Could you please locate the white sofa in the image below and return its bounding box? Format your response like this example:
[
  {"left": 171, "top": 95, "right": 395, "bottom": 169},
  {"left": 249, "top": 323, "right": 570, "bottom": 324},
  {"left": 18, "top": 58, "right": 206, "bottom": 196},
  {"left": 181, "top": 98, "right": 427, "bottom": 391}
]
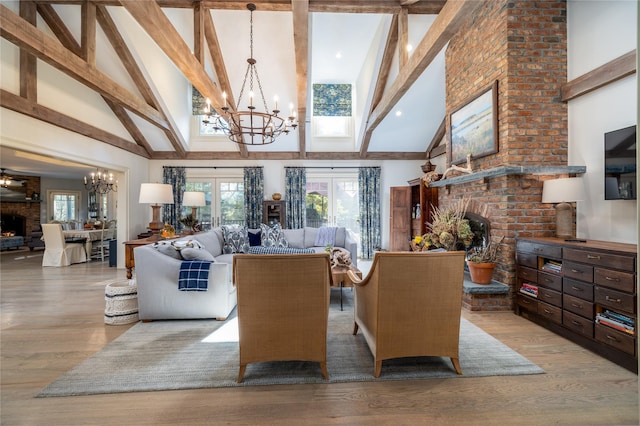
[{"left": 134, "top": 226, "right": 357, "bottom": 321}]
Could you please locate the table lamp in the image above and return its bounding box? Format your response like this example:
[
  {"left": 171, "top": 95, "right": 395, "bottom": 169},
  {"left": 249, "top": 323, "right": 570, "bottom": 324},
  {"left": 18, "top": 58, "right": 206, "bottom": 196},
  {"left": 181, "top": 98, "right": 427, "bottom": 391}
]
[
  {"left": 182, "top": 191, "right": 206, "bottom": 218},
  {"left": 541, "top": 177, "right": 585, "bottom": 239},
  {"left": 139, "top": 183, "right": 174, "bottom": 236}
]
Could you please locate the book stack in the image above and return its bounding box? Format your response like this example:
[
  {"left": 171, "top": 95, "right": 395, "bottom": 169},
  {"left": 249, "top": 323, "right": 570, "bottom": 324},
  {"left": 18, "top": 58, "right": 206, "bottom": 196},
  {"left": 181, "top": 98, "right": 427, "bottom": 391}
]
[
  {"left": 519, "top": 283, "right": 538, "bottom": 298},
  {"left": 541, "top": 260, "right": 562, "bottom": 273},
  {"left": 596, "top": 310, "right": 636, "bottom": 336}
]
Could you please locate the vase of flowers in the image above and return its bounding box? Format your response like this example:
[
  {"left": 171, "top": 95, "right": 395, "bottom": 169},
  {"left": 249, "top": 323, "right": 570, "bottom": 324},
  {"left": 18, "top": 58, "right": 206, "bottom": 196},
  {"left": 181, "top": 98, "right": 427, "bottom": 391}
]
[
  {"left": 423, "top": 198, "right": 473, "bottom": 252},
  {"left": 178, "top": 214, "right": 199, "bottom": 234}
]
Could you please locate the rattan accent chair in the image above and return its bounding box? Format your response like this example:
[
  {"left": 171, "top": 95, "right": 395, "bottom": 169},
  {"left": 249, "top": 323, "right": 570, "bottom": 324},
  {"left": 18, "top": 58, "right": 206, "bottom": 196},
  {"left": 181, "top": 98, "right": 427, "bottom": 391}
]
[
  {"left": 347, "top": 251, "right": 466, "bottom": 378},
  {"left": 233, "top": 253, "right": 332, "bottom": 383}
]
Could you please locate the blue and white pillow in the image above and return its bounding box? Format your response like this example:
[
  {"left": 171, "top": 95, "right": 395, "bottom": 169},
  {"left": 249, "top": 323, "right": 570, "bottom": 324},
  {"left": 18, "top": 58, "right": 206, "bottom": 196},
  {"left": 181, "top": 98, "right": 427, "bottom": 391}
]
[
  {"left": 260, "top": 223, "right": 289, "bottom": 248},
  {"left": 221, "top": 225, "right": 250, "bottom": 254}
]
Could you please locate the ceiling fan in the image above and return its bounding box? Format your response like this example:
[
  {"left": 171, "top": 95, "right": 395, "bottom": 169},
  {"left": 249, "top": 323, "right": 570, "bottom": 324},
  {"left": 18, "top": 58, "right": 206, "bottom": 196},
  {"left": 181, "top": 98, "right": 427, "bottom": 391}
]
[{"left": 0, "top": 169, "right": 27, "bottom": 188}]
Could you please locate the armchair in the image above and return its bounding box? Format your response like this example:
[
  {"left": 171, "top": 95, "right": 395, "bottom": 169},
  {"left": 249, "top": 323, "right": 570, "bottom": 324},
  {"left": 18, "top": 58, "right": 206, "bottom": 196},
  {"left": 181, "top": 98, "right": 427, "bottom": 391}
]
[
  {"left": 233, "top": 253, "right": 332, "bottom": 383},
  {"left": 347, "top": 251, "right": 465, "bottom": 378},
  {"left": 41, "top": 223, "right": 87, "bottom": 267}
]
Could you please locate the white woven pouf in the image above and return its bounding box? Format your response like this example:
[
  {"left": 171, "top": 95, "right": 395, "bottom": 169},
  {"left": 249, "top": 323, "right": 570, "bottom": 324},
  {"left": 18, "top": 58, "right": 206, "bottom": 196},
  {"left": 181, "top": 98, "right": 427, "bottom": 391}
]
[{"left": 104, "top": 280, "right": 138, "bottom": 325}]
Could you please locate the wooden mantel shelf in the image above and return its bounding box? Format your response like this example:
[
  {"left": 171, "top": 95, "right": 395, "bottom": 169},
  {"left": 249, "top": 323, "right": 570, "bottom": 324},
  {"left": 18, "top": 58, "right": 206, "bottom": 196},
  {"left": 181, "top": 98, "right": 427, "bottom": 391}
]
[{"left": 429, "top": 165, "right": 587, "bottom": 188}]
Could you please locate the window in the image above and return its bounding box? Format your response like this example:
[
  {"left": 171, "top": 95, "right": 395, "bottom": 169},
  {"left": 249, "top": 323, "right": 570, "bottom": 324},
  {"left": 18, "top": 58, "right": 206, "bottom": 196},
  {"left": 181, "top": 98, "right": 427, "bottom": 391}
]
[
  {"left": 49, "top": 191, "right": 81, "bottom": 222},
  {"left": 185, "top": 177, "right": 244, "bottom": 229},
  {"left": 306, "top": 173, "right": 359, "bottom": 236}
]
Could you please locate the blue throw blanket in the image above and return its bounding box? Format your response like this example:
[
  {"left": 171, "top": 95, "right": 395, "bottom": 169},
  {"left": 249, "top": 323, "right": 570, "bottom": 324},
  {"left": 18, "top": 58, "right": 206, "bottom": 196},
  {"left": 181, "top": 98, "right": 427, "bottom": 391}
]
[
  {"left": 178, "top": 261, "right": 212, "bottom": 291},
  {"left": 315, "top": 226, "right": 337, "bottom": 246}
]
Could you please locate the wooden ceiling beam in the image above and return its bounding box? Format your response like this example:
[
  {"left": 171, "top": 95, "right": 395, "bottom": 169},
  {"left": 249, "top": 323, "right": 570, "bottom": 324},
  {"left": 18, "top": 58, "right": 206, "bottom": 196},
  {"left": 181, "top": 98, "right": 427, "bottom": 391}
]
[
  {"left": 1, "top": 89, "right": 151, "bottom": 158},
  {"left": 193, "top": 1, "right": 205, "bottom": 64},
  {"left": 202, "top": 9, "right": 248, "bottom": 157},
  {"left": 81, "top": 1, "right": 96, "bottom": 65},
  {"left": 0, "top": 4, "right": 170, "bottom": 130},
  {"left": 96, "top": 5, "right": 186, "bottom": 157},
  {"left": 398, "top": 7, "right": 408, "bottom": 68},
  {"left": 292, "top": 0, "right": 309, "bottom": 158},
  {"left": 359, "top": 14, "right": 398, "bottom": 157},
  {"left": 365, "top": 0, "right": 481, "bottom": 135},
  {"left": 150, "top": 150, "right": 426, "bottom": 160},
  {"left": 36, "top": 3, "right": 82, "bottom": 56},
  {"left": 19, "top": 1, "right": 37, "bottom": 101}
]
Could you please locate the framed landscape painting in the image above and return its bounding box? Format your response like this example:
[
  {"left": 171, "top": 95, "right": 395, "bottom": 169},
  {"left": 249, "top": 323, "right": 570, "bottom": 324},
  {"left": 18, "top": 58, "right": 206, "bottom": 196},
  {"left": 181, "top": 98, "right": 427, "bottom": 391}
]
[{"left": 449, "top": 81, "right": 498, "bottom": 165}]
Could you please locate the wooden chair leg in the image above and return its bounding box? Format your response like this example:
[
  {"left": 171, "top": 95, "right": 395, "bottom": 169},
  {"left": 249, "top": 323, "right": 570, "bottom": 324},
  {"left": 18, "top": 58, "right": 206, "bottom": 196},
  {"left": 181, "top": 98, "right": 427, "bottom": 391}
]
[
  {"left": 353, "top": 322, "right": 359, "bottom": 335},
  {"left": 374, "top": 360, "right": 382, "bottom": 378},
  {"left": 451, "top": 357, "right": 462, "bottom": 375},
  {"left": 237, "top": 364, "right": 246, "bottom": 383},
  {"left": 320, "top": 362, "right": 329, "bottom": 380}
]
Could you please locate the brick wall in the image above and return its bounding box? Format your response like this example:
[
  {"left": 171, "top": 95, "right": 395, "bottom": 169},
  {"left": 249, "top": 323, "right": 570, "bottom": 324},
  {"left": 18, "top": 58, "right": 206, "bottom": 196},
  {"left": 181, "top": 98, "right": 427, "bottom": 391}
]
[
  {"left": 444, "top": 0, "right": 568, "bottom": 308},
  {"left": 0, "top": 175, "right": 42, "bottom": 235}
]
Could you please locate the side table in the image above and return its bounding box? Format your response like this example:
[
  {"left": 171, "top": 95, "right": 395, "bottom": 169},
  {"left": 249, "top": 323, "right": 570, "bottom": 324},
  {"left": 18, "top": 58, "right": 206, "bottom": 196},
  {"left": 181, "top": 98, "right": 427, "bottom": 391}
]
[
  {"left": 124, "top": 237, "right": 155, "bottom": 279},
  {"left": 331, "top": 265, "right": 362, "bottom": 311}
]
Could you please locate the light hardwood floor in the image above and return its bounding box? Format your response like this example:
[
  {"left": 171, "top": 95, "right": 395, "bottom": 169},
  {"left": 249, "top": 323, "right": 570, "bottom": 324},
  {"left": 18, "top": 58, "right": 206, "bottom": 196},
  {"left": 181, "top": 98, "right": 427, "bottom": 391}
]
[{"left": 1, "top": 249, "right": 638, "bottom": 425}]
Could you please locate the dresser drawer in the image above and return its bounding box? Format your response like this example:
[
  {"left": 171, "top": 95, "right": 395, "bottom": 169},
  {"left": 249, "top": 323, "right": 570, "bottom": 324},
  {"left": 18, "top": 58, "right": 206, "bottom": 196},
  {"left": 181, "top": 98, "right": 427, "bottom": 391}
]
[
  {"left": 518, "top": 266, "right": 538, "bottom": 283},
  {"left": 595, "top": 324, "right": 636, "bottom": 356},
  {"left": 563, "top": 261, "right": 594, "bottom": 283},
  {"left": 538, "top": 302, "right": 562, "bottom": 324},
  {"left": 516, "top": 251, "right": 537, "bottom": 269},
  {"left": 516, "top": 294, "right": 538, "bottom": 312},
  {"left": 517, "top": 241, "right": 562, "bottom": 259},
  {"left": 595, "top": 286, "right": 636, "bottom": 314},
  {"left": 563, "top": 278, "right": 594, "bottom": 302},
  {"left": 563, "top": 311, "right": 594, "bottom": 338},
  {"left": 594, "top": 268, "right": 635, "bottom": 293},
  {"left": 538, "top": 287, "right": 562, "bottom": 308},
  {"left": 538, "top": 271, "right": 562, "bottom": 291},
  {"left": 564, "top": 248, "right": 635, "bottom": 272},
  {"left": 563, "top": 294, "right": 594, "bottom": 318}
]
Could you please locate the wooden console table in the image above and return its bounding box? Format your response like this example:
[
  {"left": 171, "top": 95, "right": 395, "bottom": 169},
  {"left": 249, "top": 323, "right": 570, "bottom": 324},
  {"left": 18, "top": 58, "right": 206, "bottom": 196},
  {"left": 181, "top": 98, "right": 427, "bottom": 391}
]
[{"left": 124, "top": 237, "right": 155, "bottom": 279}]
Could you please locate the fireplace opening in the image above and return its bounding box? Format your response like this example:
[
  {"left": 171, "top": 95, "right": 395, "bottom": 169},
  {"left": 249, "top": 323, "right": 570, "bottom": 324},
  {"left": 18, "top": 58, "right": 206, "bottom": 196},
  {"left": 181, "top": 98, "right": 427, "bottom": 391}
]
[
  {"left": 1, "top": 214, "right": 26, "bottom": 237},
  {"left": 465, "top": 212, "right": 491, "bottom": 249}
]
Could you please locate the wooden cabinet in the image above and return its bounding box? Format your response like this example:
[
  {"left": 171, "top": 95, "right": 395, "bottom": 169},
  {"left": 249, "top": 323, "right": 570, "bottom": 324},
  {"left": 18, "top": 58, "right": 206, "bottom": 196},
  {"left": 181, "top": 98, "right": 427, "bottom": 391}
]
[
  {"left": 516, "top": 237, "right": 637, "bottom": 372},
  {"left": 389, "top": 180, "right": 438, "bottom": 251},
  {"left": 263, "top": 201, "right": 285, "bottom": 226}
]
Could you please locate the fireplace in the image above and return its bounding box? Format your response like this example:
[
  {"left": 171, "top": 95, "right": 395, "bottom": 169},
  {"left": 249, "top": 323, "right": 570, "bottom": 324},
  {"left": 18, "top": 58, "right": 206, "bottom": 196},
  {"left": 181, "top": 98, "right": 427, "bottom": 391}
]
[{"left": 1, "top": 214, "right": 26, "bottom": 237}]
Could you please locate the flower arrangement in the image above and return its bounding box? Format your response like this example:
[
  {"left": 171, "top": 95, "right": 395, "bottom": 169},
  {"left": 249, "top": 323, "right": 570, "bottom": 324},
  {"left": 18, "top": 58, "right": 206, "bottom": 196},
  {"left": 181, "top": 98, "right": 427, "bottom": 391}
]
[
  {"left": 160, "top": 223, "right": 176, "bottom": 239},
  {"left": 410, "top": 235, "right": 430, "bottom": 251},
  {"left": 178, "top": 214, "right": 199, "bottom": 232},
  {"left": 423, "top": 198, "right": 473, "bottom": 251}
]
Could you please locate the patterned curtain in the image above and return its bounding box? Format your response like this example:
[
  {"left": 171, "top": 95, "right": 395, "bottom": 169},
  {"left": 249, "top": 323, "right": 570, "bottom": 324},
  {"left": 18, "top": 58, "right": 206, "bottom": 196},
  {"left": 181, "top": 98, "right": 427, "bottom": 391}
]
[
  {"left": 162, "top": 166, "right": 186, "bottom": 232},
  {"left": 244, "top": 167, "right": 264, "bottom": 228},
  {"left": 285, "top": 167, "right": 306, "bottom": 229},
  {"left": 358, "top": 167, "right": 381, "bottom": 259}
]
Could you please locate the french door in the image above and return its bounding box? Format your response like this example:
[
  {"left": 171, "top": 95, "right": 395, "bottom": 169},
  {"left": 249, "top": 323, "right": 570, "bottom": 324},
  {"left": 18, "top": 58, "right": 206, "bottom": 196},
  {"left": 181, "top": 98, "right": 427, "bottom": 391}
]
[
  {"left": 306, "top": 173, "right": 359, "bottom": 236},
  {"left": 185, "top": 177, "right": 244, "bottom": 230}
]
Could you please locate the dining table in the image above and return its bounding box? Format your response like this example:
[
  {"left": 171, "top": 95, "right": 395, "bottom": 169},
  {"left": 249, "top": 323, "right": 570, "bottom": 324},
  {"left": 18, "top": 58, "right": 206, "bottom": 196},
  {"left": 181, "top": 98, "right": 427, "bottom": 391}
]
[{"left": 62, "top": 229, "right": 115, "bottom": 258}]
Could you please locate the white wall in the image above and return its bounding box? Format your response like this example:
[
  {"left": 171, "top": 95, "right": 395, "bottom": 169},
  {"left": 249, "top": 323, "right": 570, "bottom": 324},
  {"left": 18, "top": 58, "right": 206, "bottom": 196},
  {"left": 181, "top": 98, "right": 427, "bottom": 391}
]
[{"left": 568, "top": 0, "right": 637, "bottom": 244}]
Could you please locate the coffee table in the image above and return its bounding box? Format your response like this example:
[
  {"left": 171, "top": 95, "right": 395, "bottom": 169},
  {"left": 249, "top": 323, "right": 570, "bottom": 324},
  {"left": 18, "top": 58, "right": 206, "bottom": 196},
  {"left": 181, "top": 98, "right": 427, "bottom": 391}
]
[{"left": 331, "top": 265, "right": 362, "bottom": 311}]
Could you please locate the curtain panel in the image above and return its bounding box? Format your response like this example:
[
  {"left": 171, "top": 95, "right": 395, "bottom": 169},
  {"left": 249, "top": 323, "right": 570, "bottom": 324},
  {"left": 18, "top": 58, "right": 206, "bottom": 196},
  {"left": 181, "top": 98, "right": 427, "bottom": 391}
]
[
  {"left": 358, "top": 167, "right": 381, "bottom": 259},
  {"left": 244, "top": 167, "right": 264, "bottom": 228},
  {"left": 162, "top": 166, "right": 186, "bottom": 232},
  {"left": 285, "top": 167, "right": 306, "bottom": 229}
]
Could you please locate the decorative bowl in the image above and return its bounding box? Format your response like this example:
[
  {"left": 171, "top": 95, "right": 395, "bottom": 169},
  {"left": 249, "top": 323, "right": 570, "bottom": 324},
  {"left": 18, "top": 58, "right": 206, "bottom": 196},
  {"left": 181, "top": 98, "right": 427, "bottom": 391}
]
[{"left": 272, "top": 193, "right": 282, "bottom": 201}]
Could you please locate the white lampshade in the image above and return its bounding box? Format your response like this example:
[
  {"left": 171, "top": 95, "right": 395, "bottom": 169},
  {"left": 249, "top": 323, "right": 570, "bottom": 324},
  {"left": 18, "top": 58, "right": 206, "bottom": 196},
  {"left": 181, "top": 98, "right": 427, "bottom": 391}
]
[
  {"left": 183, "top": 191, "right": 206, "bottom": 207},
  {"left": 139, "top": 183, "right": 174, "bottom": 205},
  {"left": 541, "top": 178, "right": 585, "bottom": 203}
]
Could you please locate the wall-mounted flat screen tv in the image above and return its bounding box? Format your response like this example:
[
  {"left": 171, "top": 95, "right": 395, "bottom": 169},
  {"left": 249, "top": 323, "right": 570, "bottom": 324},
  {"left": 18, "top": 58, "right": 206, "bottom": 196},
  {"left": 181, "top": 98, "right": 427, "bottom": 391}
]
[{"left": 604, "top": 124, "right": 636, "bottom": 200}]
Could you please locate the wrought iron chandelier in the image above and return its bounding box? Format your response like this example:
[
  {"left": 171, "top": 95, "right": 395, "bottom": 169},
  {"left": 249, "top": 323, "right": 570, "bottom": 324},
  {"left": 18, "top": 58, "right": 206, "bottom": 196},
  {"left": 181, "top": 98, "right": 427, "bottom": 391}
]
[
  {"left": 202, "top": 3, "right": 297, "bottom": 145},
  {"left": 84, "top": 169, "right": 117, "bottom": 194}
]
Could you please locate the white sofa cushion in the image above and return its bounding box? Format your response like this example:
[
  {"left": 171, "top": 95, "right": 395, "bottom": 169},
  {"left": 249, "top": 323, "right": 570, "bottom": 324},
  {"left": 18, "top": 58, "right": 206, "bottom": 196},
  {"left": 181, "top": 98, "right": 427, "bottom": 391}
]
[
  {"left": 282, "top": 228, "right": 305, "bottom": 248},
  {"left": 193, "top": 230, "right": 223, "bottom": 257}
]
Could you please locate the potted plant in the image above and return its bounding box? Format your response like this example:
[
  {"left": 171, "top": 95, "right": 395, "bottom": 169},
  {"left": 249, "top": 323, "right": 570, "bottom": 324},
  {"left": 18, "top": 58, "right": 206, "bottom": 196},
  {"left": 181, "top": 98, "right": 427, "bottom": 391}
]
[
  {"left": 178, "top": 214, "right": 199, "bottom": 234},
  {"left": 423, "top": 198, "right": 474, "bottom": 252},
  {"left": 465, "top": 237, "right": 502, "bottom": 284}
]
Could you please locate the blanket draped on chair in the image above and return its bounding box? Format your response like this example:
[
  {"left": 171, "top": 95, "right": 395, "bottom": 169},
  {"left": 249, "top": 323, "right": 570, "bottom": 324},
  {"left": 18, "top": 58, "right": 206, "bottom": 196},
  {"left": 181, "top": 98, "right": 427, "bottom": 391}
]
[
  {"left": 315, "top": 226, "right": 337, "bottom": 247},
  {"left": 178, "top": 261, "right": 212, "bottom": 291}
]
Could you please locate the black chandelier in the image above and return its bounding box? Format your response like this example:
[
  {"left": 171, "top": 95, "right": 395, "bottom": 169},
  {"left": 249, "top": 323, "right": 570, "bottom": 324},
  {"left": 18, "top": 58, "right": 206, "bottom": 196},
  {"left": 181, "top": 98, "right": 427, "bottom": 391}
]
[
  {"left": 202, "top": 3, "right": 297, "bottom": 145},
  {"left": 84, "top": 169, "right": 117, "bottom": 194}
]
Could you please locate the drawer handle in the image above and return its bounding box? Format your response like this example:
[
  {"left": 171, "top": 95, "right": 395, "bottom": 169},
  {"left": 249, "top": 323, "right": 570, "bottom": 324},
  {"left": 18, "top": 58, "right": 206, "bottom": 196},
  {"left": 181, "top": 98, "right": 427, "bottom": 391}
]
[
  {"left": 571, "top": 286, "right": 584, "bottom": 292},
  {"left": 605, "top": 296, "right": 622, "bottom": 304},
  {"left": 571, "top": 320, "right": 583, "bottom": 327},
  {"left": 534, "top": 248, "right": 543, "bottom": 253},
  {"left": 543, "top": 309, "right": 553, "bottom": 315},
  {"left": 544, "top": 294, "right": 552, "bottom": 298},
  {"left": 587, "top": 255, "right": 601, "bottom": 260},
  {"left": 571, "top": 303, "right": 583, "bottom": 309},
  {"left": 605, "top": 276, "right": 620, "bottom": 282},
  {"left": 570, "top": 269, "right": 582, "bottom": 274},
  {"left": 543, "top": 278, "right": 553, "bottom": 283},
  {"left": 606, "top": 335, "right": 619, "bottom": 342},
  {"left": 521, "top": 299, "right": 532, "bottom": 305}
]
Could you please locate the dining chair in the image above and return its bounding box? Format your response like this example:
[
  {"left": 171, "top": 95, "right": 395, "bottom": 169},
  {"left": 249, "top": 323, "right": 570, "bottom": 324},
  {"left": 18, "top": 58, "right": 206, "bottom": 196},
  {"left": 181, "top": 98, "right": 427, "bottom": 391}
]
[
  {"left": 42, "top": 224, "right": 87, "bottom": 267},
  {"left": 90, "top": 225, "right": 114, "bottom": 261}
]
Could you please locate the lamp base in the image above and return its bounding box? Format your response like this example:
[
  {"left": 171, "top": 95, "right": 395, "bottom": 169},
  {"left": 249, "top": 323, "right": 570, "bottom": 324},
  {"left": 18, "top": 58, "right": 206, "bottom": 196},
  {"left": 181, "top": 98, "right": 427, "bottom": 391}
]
[
  {"left": 555, "top": 202, "right": 573, "bottom": 239},
  {"left": 148, "top": 204, "right": 164, "bottom": 235}
]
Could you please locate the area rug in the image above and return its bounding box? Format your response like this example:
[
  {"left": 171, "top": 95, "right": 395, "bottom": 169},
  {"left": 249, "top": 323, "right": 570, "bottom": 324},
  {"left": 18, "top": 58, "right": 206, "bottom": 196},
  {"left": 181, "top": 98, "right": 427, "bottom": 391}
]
[{"left": 37, "top": 291, "right": 543, "bottom": 397}]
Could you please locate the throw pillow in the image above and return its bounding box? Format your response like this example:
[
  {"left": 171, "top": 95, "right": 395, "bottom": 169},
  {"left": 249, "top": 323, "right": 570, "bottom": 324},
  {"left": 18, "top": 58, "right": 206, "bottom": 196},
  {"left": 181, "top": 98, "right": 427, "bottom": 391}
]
[
  {"left": 181, "top": 247, "right": 215, "bottom": 262},
  {"left": 260, "top": 223, "right": 289, "bottom": 248},
  {"left": 248, "top": 229, "right": 262, "bottom": 246},
  {"left": 152, "top": 241, "right": 182, "bottom": 260},
  {"left": 221, "top": 225, "right": 250, "bottom": 254}
]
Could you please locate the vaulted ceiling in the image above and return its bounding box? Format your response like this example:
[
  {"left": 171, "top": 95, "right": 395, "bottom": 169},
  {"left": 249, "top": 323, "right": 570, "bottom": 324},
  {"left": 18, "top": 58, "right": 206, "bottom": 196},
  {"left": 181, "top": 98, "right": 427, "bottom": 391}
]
[{"left": 0, "top": 0, "right": 482, "bottom": 163}]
